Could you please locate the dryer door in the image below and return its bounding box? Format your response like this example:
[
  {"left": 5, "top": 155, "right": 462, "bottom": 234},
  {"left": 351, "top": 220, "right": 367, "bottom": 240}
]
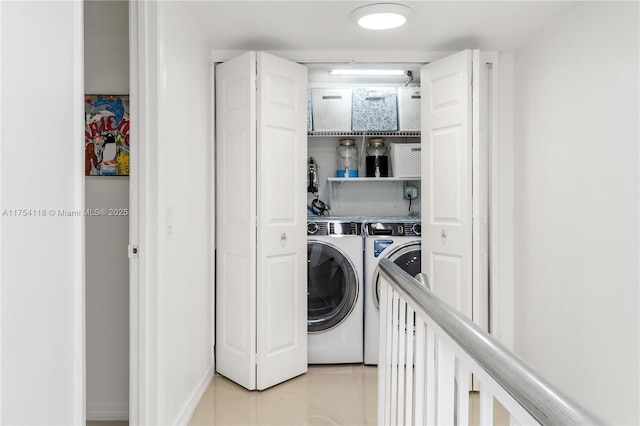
[
  {"left": 374, "top": 241, "right": 421, "bottom": 308},
  {"left": 307, "top": 241, "right": 359, "bottom": 333}
]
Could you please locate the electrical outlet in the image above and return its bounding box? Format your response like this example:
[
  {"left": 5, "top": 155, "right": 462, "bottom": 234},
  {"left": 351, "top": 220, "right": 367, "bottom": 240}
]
[{"left": 403, "top": 185, "right": 418, "bottom": 200}]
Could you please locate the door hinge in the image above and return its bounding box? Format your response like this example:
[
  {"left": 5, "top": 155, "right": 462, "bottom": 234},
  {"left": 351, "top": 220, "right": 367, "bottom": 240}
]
[{"left": 128, "top": 244, "right": 139, "bottom": 259}]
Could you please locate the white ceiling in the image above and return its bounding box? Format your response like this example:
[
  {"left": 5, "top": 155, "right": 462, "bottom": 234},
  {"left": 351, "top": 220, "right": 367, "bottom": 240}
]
[{"left": 183, "top": 1, "right": 580, "bottom": 53}]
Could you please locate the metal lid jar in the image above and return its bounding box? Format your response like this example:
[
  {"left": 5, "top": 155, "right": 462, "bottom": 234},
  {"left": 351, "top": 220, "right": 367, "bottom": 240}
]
[
  {"left": 366, "top": 137, "right": 388, "bottom": 156},
  {"left": 336, "top": 138, "right": 359, "bottom": 178},
  {"left": 365, "top": 137, "right": 389, "bottom": 177}
]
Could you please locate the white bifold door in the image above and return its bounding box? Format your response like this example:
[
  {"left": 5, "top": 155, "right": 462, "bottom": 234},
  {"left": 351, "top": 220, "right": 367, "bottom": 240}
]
[
  {"left": 421, "top": 49, "right": 489, "bottom": 324},
  {"left": 216, "top": 51, "right": 308, "bottom": 390}
]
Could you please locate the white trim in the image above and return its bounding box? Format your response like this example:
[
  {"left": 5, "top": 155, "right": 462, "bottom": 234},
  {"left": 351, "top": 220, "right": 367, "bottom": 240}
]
[
  {"left": 472, "top": 49, "right": 488, "bottom": 332},
  {"left": 472, "top": 51, "right": 502, "bottom": 339},
  {"left": 128, "top": 1, "right": 140, "bottom": 423},
  {"left": 130, "top": 1, "right": 161, "bottom": 424},
  {"left": 86, "top": 403, "right": 129, "bottom": 421},
  {"left": 0, "top": 0, "right": 4, "bottom": 418},
  {"left": 172, "top": 366, "right": 214, "bottom": 425},
  {"left": 492, "top": 53, "right": 514, "bottom": 350},
  {"left": 211, "top": 49, "right": 455, "bottom": 64},
  {"left": 209, "top": 63, "right": 216, "bottom": 367},
  {"left": 73, "top": 1, "right": 86, "bottom": 423}
]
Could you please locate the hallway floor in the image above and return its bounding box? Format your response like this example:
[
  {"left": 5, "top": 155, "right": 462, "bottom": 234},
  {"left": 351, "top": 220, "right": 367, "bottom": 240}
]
[
  {"left": 189, "top": 364, "right": 377, "bottom": 425},
  {"left": 88, "top": 364, "right": 509, "bottom": 425}
]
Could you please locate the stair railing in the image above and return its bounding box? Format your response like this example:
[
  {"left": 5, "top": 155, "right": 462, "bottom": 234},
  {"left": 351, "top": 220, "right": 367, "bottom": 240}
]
[{"left": 377, "top": 258, "right": 605, "bottom": 425}]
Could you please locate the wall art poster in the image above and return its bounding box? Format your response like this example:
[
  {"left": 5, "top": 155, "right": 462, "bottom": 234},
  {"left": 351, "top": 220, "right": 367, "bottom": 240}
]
[{"left": 85, "top": 95, "right": 130, "bottom": 176}]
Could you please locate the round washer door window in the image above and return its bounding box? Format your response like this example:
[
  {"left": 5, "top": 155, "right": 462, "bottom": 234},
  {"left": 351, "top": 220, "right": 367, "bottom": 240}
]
[
  {"left": 375, "top": 242, "right": 421, "bottom": 308},
  {"left": 307, "top": 241, "right": 359, "bottom": 333}
]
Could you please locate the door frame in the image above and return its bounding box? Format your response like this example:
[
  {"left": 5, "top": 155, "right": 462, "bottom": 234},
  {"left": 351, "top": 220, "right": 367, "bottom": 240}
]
[
  {"left": 210, "top": 48, "right": 509, "bottom": 343},
  {"left": 129, "top": 1, "right": 161, "bottom": 423}
]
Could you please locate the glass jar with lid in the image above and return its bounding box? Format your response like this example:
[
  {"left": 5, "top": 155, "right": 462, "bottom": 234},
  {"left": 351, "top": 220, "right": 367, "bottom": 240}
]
[
  {"left": 365, "top": 137, "right": 389, "bottom": 177},
  {"left": 336, "top": 138, "right": 359, "bottom": 177}
]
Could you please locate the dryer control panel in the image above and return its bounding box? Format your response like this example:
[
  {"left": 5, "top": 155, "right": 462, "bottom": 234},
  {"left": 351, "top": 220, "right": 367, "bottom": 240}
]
[{"left": 365, "top": 222, "right": 421, "bottom": 237}]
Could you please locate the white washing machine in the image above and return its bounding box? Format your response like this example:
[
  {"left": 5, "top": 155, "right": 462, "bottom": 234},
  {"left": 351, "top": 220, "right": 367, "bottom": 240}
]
[
  {"left": 307, "top": 218, "right": 364, "bottom": 364},
  {"left": 364, "top": 219, "right": 421, "bottom": 365}
]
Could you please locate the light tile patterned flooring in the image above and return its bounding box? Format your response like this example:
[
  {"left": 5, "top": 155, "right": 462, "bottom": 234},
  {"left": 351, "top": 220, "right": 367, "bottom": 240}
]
[
  {"left": 190, "top": 364, "right": 377, "bottom": 426},
  {"left": 88, "top": 364, "right": 511, "bottom": 425}
]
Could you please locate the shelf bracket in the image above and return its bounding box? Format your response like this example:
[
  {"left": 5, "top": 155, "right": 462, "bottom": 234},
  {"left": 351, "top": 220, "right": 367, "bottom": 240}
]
[{"left": 329, "top": 180, "right": 342, "bottom": 202}]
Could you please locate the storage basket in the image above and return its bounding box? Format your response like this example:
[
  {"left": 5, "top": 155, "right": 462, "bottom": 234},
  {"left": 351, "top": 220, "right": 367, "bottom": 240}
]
[
  {"left": 397, "top": 86, "right": 421, "bottom": 131},
  {"left": 351, "top": 87, "right": 398, "bottom": 132},
  {"left": 390, "top": 142, "right": 421, "bottom": 177},
  {"left": 311, "top": 88, "right": 352, "bottom": 132}
]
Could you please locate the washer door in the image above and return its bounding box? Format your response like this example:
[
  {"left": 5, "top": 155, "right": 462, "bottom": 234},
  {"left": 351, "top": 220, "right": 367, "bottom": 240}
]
[
  {"left": 307, "top": 240, "right": 359, "bottom": 333},
  {"left": 374, "top": 241, "right": 421, "bottom": 308}
]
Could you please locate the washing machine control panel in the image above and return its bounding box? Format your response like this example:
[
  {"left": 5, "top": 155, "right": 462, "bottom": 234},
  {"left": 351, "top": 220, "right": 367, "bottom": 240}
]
[
  {"left": 365, "top": 222, "right": 421, "bottom": 237},
  {"left": 307, "top": 221, "right": 362, "bottom": 236}
]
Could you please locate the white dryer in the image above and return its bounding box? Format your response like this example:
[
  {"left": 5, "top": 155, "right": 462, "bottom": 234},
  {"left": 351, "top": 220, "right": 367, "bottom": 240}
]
[
  {"left": 364, "top": 219, "right": 421, "bottom": 365},
  {"left": 307, "top": 219, "right": 364, "bottom": 364}
]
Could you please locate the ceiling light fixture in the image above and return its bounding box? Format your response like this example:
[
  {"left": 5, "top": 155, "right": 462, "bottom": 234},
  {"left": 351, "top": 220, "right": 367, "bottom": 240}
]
[
  {"left": 329, "top": 69, "right": 407, "bottom": 76},
  {"left": 351, "top": 3, "right": 412, "bottom": 30}
]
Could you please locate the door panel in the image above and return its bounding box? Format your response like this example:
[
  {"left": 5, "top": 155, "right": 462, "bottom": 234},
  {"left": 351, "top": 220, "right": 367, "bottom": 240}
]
[
  {"left": 431, "top": 253, "right": 463, "bottom": 312},
  {"left": 263, "top": 254, "right": 298, "bottom": 354},
  {"left": 263, "top": 126, "right": 297, "bottom": 221},
  {"left": 432, "top": 125, "right": 463, "bottom": 223},
  {"left": 256, "top": 51, "right": 308, "bottom": 390},
  {"left": 215, "top": 52, "right": 257, "bottom": 390},
  {"left": 421, "top": 50, "right": 473, "bottom": 320}
]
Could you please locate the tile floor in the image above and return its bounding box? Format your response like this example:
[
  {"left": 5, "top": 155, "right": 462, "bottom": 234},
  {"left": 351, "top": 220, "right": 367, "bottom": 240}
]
[
  {"left": 88, "top": 365, "right": 510, "bottom": 425},
  {"left": 189, "top": 364, "right": 377, "bottom": 426}
]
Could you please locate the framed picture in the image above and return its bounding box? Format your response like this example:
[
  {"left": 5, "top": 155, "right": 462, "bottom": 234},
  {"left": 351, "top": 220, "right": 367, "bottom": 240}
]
[{"left": 85, "top": 95, "right": 130, "bottom": 176}]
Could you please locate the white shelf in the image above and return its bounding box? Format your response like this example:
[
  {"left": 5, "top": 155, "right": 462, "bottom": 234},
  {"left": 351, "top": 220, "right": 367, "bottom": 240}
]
[
  {"left": 308, "top": 131, "right": 420, "bottom": 138},
  {"left": 328, "top": 177, "right": 419, "bottom": 183}
]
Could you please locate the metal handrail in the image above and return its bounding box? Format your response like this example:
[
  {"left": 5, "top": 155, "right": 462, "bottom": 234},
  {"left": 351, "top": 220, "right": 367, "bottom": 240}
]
[{"left": 378, "top": 258, "right": 607, "bottom": 426}]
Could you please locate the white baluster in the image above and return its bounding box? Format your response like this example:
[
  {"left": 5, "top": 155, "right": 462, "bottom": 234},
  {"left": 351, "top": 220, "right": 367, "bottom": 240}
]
[
  {"left": 397, "top": 300, "right": 406, "bottom": 425},
  {"left": 378, "top": 280, "right": 391, "bottom": 425},
  {"left": 456, "top": 363, "right": 470, "bottom": 425},
  {"left": 413, "top": 320, "right": 426, "bottom": 425},
  {"left": 425, "top": 327, "right": 436, "bottom": 425},
  {"left": 404, "top": 307, "right": 415, "bottom": 425},
  {"left": 390, "top": 291, "right": 400, "bottom": 424},
  {"left": 479, "top": 383, "right": 494, "bottom": 426},
  {"left": 436, "top": 342, "right": 456, "bottom": 425}
]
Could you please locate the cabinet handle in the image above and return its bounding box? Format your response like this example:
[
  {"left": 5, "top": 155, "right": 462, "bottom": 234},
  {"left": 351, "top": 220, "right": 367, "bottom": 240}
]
[{"left": 281, "top": 233, "right": 287, "bottom": 246}]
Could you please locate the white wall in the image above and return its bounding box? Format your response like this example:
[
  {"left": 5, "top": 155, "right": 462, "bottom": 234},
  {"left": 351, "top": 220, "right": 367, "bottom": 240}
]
[
  {"left": 0, "top": 1, "right": 85, "bottom": 424},
  {"left": 132, "top": 1, "right": 214, "bottom": 424},
  {"left": 84, "top": 0, "right": 130, "bottom": 420},
  {"left": 512, "top": 2, "right": 639, "bottom": 424}
]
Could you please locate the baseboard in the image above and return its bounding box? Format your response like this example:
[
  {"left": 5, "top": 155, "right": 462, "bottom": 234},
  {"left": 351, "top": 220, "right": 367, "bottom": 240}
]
[
  {"left": 173, "top": 364, "right": 215, "bottom": 425},
  {"left": 86, "top": 402, "right": 129, "bottom": 421}
]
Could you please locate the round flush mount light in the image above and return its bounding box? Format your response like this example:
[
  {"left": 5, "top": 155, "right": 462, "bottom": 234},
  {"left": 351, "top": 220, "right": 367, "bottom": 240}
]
[{"left": 351, "top": 3, "right": 412, "bottom": 30}]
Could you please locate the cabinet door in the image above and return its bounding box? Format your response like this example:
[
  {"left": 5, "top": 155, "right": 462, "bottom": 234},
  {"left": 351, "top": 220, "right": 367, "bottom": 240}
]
[
  {"left": 255, "top": 52, "right": 308, "bottom": 390},
  {"left": 216, "top": 51, "right": 308, "bottom": 391},
  {"left": 216, "top": 51, "right": 258, "bottom": 390},
  {"left": 420, "top": 50, "right": 473, "bottom": 319}
]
